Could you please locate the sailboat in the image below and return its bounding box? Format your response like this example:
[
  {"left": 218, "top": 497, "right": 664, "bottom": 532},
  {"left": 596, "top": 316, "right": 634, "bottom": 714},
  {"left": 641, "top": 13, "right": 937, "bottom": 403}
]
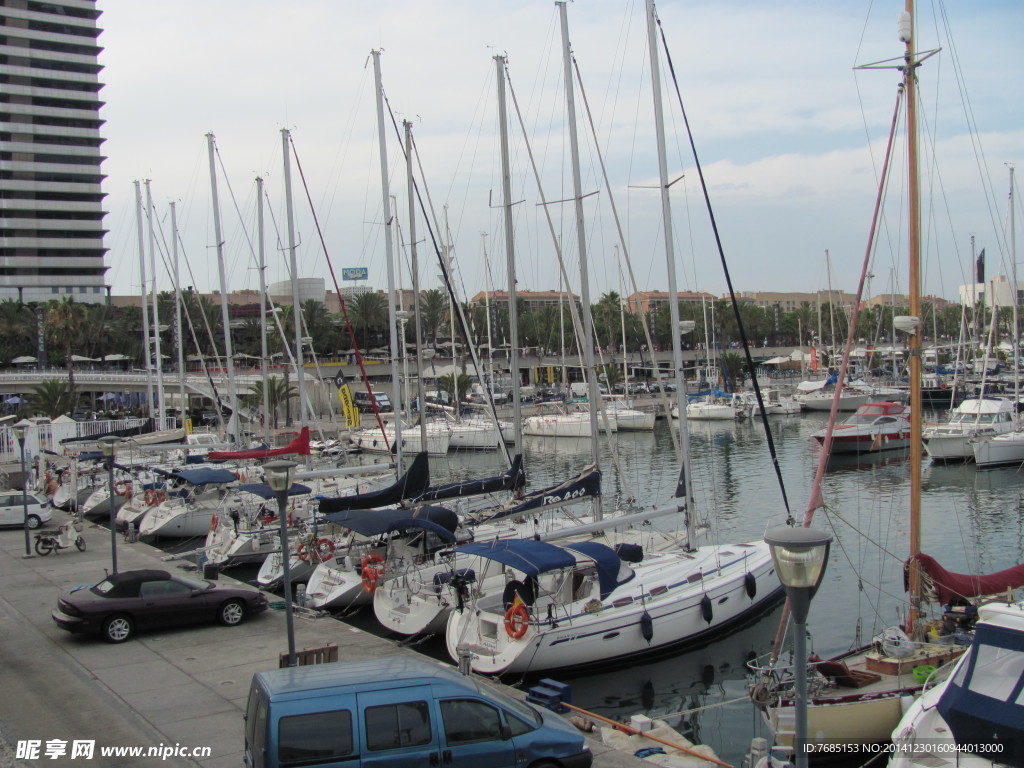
[
  {"left": 751, "top": 3, "right": 1020, "bottom": 752},
  {"left": 443, "top": 0, "right": 781, "bottom": 677}
]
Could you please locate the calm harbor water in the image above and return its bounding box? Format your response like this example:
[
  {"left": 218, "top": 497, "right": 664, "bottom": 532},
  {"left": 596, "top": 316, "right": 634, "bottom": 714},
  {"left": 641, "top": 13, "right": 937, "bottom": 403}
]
[
  {"left": 157, "top": 409, "right": 1024, "bottom": 765},
  {"left": 413, "top": 410, "right": 1024, "bottom": 764}
]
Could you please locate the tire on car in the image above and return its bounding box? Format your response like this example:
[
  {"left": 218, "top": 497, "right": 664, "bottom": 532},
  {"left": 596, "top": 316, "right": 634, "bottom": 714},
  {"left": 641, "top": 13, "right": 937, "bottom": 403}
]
[
  {"left": 218, "top": 599, "right": 246, "bottom": 627},
  {"left": 102, "top": 614, "right": 134, "bottom": 643},
  {"left": 26, "top": 514, "right": 42, "bottom": 530}
]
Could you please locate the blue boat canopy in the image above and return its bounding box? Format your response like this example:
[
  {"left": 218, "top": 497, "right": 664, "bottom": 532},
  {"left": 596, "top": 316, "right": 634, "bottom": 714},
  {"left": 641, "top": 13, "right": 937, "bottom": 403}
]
[
  {"left": 170, "top": 468, "right": 238, "bottom": 485},
  {"left": 937, "top": 622, "right": 1024, "bottom": 767},
  {"left": 565, "top": 540, "right": 630, "bottom": 599},
  {"left": 237, "top": 482, "right": 312, "bottom": 500},
  {"left": 455, "top": 539, "right": 576, "bottom": 578},
  {"left": 384, "top": 506, "right": 459, "bottom": 543}
]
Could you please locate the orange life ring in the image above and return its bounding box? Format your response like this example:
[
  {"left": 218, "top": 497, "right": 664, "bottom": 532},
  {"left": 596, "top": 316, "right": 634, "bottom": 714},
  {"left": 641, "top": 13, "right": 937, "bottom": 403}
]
[
  {"left": 361, "top": 553, "right": 385, "bottom": 592},
  {"left": 504, "top": 603, "right": 530, "bottom": 639},
  {"left": 296, "top": 543, "right": 309, "bottom": 562},
  {"left": 144, "top": 488, "right": 165, "bottom": 506},
  {"left": 314, "top": 538, "right": 335, "bottom": 561},
  {"left": 114, "top": 480, "right": 131, "bottom": 497}
]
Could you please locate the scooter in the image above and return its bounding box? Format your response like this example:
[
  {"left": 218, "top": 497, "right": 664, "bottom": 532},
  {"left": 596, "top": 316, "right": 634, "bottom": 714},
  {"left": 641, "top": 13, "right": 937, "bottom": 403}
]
[{"left": 35, "top": 515, "right": 86, "bottom": 556}]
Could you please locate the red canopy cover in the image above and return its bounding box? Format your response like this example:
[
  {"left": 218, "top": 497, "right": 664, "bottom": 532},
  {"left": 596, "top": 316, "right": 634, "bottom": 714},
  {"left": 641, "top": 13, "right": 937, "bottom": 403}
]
[
  {"left": 207, "top": 427, "right": 311, "bottom": 460},
  {"left": 913, "top": 552, "right": 1024, "bottom": 604}
]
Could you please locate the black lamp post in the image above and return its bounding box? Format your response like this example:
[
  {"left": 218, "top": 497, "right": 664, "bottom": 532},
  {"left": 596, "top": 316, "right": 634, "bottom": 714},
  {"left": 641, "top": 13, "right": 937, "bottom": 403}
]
[
  {"left": 264, "top": 458, "right": 298, "bottom": 667},
  {"left": 764, "top": 526, "right": 833, "bottom": 768},
  {"left": 13, "top": 421, "right": 33, "bottom": 558},
  {"left": 98, "top": 436, "right": 120, "bottom": 574}
]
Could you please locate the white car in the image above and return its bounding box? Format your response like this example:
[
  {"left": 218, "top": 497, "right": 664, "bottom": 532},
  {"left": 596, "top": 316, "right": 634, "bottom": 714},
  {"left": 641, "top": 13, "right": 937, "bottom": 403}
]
[{"left": 0, "top": 490, "right": 52, "bottom": 529}]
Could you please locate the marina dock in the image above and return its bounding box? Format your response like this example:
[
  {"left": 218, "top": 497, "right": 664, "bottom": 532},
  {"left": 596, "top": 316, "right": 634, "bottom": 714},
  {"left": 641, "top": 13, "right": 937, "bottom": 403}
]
[{"left": 0, "top": 511, "right": 645, "bottom": 767}]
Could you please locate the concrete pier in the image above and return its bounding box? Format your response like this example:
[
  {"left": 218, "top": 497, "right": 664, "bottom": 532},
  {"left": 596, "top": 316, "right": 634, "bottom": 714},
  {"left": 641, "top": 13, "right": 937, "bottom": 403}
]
[{"left": 0, "top": 511, "right": 643, "bottom": 767}]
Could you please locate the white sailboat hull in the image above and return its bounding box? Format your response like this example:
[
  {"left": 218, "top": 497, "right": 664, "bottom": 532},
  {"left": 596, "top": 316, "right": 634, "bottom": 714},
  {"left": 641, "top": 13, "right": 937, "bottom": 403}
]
[{"left": 446, "top": 542, "right": 779, "bottom": 675}]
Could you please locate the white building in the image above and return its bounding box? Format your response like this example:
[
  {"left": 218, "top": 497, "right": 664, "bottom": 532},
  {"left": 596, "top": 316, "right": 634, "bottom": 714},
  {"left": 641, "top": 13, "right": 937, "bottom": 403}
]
[{"left": 959, "top": 275, "right": 1022, "bottom": 308}]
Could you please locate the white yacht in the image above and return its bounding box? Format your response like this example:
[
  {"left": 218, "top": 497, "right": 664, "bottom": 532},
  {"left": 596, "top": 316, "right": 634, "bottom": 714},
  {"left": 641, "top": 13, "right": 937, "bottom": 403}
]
[{"left": 924, "top": 397, "right": 1016, "bottom": 462}]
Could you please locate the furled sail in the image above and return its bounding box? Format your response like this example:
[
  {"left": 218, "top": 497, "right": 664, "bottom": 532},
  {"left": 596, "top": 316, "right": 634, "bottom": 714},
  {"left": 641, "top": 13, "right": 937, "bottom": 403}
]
[{"left": 913, "top": 553, "right": 1024, "bottom": 604}]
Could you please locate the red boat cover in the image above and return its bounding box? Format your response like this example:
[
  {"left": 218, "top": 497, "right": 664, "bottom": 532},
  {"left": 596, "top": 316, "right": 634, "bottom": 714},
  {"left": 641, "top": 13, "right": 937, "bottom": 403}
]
[
  {"left": 913, "top": 553, "right": 1024, "bottom": 604},
  {"left": 207, "top": 426, "right": 311, "bottom": 460}
]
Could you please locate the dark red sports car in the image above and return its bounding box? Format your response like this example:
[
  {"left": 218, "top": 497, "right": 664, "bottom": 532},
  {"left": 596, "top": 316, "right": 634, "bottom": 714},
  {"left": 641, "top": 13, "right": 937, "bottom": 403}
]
[{"left": 52, "top": 569, "right": 269, "bottom": 643}]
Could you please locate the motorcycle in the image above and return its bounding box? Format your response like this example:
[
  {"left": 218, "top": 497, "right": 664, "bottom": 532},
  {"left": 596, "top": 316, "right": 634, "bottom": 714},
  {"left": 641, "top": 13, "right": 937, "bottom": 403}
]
[{"left": 35, "top": 516, "right": 86, "bottom": 556}]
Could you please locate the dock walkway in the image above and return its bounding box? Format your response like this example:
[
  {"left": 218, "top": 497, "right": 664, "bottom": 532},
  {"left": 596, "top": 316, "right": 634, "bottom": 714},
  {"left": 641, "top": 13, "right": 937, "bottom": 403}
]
[{"left": 0, "top": 511, "right": 643, "bottom": 767}]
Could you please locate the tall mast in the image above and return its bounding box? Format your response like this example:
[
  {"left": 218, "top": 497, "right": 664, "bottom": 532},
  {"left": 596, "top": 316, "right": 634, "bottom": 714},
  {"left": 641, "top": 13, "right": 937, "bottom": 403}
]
[
  {"left": 133, "top": 180, "right": 155, "bottom": 423},
  {"left": 371, "top": 49, "right": 403, "bottom": 472},
  {"left": 405, "top": 120, "right": 428, "bottom": 445},
  {"left": 281, "top": 129, "right": 309, "bottom": 436},
  {"left": 256, "top": 176, "right": 271, "bottom": 444},
  {"left": 495, "top": 54, "right": 523, "bottom": 454},
  {"left": 145, "top": 180, "right": 166, "bottom": 429},
  {"left": 205, "top": 133, "right": 240, "bottom": 444},
  {"left": 902, "top": 0, "right": 923, "bottom": 635},
  {"left": 1010, "top": 166, "right": 1019, "bottom": 418},
  {"left": 170, "top": 201, "right": 186, "bottom": 427},
  {"left": 557, "top": 1, "right": 602, "bottom": 512},
  {"left": 646, "top": 0, "right": 696, "bottom": 547}
]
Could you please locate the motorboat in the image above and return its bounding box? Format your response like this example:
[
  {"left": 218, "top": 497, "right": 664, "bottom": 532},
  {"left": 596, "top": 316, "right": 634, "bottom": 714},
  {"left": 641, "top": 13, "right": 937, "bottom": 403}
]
[
  {"left": 923, "top": 397, "right": 1016, "bottom": 462},
  {"left": 445, "top": 537, "right": 780, "bottom": 675},
  {"left": 890, "top": 598, "right": 1024, "bottom": 768},
  {"left": 811, "top": 401, "right": 912, "bottom": 454},
  {"left": 972, "top": 428, "right": 1024, "bottom": 468}
]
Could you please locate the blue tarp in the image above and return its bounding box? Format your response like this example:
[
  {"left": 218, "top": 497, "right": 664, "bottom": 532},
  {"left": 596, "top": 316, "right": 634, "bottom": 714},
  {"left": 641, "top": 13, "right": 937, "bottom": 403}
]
[
  {"left": 237, "top": 482, "right": 312, "bottom": 500},
  {"left": 171, "top": 468, "right": 238, "bottom": 485},
  {"left": 565, "top": 540, "right": 628, "bottom": 599},
  {"left": 320, "top": 504, "right": 457, "bottom": 541},
  {"left": 318, "top": 453, "right": 430, "bottom": 513},
  {"left": 481, "top": 468, "right": 601, "bottom": 522},
  {"left": 455, "top": 539, "right": 576, "bottom": 578},
  {"left": 414, "top": 454, "right": 524, "bottom": 502}
]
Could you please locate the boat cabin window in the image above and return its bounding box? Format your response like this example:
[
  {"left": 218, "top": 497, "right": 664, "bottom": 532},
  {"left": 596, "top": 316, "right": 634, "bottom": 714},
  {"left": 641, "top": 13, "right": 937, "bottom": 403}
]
[
  {"left": 954, "top": 642, "right": 1024, "bottom": 702},
  {"left": 572, "top": 568, "right": 595, "bottom": 601}
]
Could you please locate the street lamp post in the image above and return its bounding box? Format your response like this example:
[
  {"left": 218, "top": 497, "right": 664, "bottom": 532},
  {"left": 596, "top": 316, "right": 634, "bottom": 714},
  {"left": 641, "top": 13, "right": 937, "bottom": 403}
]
[
  {"left": 264, "top": 459, "right": 298, "bottom": 667},
  {"left": 13, "top": 422, "right": 33, "bottom": 558},
  {"left": 98, "top": 436, "right": 120, "bottom": 574},
  {"left": 764, "top": 526, "right": 833, "bottom": 768}
]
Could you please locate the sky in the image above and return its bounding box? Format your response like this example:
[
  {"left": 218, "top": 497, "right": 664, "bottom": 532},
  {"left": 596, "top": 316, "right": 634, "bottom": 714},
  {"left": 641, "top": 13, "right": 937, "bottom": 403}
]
[{"left": 95, "top": 0, "right": 1024, "bottom": 306}]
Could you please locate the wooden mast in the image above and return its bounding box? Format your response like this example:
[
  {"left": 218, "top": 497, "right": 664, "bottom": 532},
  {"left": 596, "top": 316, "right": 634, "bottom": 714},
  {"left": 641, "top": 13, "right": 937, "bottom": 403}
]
[{"left": 903, "top": 0, "right": 924, "bottom": 637}]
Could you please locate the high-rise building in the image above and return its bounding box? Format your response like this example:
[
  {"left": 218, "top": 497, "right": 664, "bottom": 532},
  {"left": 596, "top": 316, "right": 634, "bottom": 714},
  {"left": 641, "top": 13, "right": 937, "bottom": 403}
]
[{"left": 0, "top": 0, "right": 107, "bottom": 304}]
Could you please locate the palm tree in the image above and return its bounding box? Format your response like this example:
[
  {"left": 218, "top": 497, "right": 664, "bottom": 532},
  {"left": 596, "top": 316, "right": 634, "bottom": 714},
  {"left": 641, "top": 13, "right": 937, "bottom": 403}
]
[
  {"left": 350, "top": 292, "right": 388, "bottom": 349},
  {"left": 44, "top": 297, "right": 87, "bottom": 388},
  {"left": 420, "top": 289, "right": 448, "bottom": 345},
  {"left": 242, "top": 376, "right": 297, "bottom": 429},
  {"left": 27, "top": 379, "right": 77, "bottom": 419},
  {"left": 0, "top": 299, "right": 35, "bottom": 364},
  {"left": 439, "top": 372, "right": 471, "bottom": 406}
]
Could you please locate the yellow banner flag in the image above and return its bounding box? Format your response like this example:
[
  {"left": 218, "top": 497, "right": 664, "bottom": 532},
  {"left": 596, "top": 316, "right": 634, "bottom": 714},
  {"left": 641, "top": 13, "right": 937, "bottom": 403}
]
[{"left": 338, "top": 384, "right": 359, "bottom": 428}]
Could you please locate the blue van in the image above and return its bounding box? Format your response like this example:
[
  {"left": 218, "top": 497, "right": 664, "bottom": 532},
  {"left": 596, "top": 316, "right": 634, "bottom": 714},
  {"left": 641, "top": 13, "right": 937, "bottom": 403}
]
[{"left": 244, "top": 657, "right": 592, "bottom": 768}]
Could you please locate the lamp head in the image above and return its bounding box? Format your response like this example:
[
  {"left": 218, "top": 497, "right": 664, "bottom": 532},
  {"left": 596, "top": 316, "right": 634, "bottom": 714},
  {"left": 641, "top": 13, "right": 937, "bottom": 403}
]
[
  {"left": 764, "top": 526, "right": 833, "bottom": 594},
  {"left": 264, "top": 459, "right": 298, "bottom": 493},
  {"left": 12, "top": 420, "right": 29, "bottom": 443}
]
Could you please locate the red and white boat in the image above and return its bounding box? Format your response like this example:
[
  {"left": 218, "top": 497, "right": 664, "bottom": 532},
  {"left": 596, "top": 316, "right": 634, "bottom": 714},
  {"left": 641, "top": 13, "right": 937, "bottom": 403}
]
[{"left": 811, "top": 401, "right": 911, "bottom": 454}]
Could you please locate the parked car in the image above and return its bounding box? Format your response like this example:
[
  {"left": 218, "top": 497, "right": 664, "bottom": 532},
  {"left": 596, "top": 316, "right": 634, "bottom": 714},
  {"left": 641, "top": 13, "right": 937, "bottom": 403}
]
[
  {"left": 0, "top": 490, "right": 51, "bottom": 529},
  {"left": 51, "top": 569, "right": 269, "bottom": 643},
  {"left": 246, "top": 656, "right": 592, "bottom": 768},
  {"left": 353, "top": 390, "right": 393, "bottom": 413}
]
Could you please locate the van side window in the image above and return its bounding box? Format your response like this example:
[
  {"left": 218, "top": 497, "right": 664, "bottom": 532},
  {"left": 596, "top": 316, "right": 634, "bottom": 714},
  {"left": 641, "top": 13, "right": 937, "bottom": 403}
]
[
  {"left": 278, "top": 711, "right": 353, "bottom": 764},
  {"left": 440, "top": 699, "right": 503, "bottom": 745},
  {"left": 365, "top": 700, "right": 431, "bottom": 751}
]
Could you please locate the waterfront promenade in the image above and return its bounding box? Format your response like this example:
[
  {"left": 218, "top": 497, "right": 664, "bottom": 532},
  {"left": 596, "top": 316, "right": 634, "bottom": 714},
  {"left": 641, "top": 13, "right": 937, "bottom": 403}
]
[{"left": 0, "top": 511, "right": 643, "bottom": 767}]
